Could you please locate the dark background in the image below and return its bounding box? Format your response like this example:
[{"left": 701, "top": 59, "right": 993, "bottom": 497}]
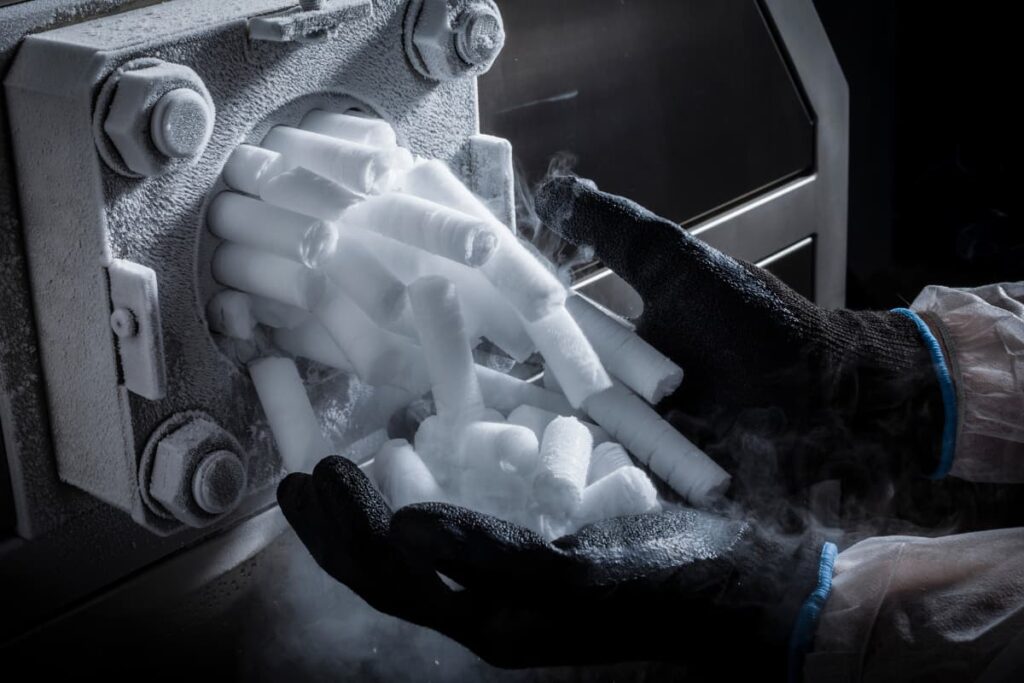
[{"left": 813, "top": 0, "right": 1022, "bottom": 308}]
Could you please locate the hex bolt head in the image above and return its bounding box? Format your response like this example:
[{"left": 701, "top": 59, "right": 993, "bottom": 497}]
[
  {"left": 405, "top": 0, "right": 505, "bottom": 81},
  {"left": 148, "top": 416, "right": 247, "bottom": 528},
  {"left": 110, "top": 307, "right": 138, "bottom": 338},
  {"left": 95, "top": 59, "right": 216, "bottom": 177},
  {"left": 456, "top": 7, "right": 504, "bottom": 67},
  {"left": 191, "top": 450, "right": 247, "bottom": 515},
  {"left": 150, "top": 88, "right": 214, "bottom": 159}
]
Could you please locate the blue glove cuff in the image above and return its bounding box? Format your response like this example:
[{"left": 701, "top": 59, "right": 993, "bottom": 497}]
[
  {"left": 787, "top": 541, "right": 838, "bottom": 683},
  {"left": 891, "top": 307, "right": 957, "bottom": 479}
]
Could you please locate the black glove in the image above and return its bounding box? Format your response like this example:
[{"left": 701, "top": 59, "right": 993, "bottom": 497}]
[
  {"left": 535, "top": 176, "right": 948, "bottom": 497},
  {"left": 278, "top": 456, "right": 829, "bottom": 680}
]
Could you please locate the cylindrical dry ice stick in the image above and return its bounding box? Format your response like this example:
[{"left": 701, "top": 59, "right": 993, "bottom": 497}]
[
  {"left": 249, "top": 295, "right": 308, "bottom": 329},
  {"left": 316, "top": 290, "right": 431, "bottom": 394},
  {"left": 372, "top": 439, "right": 446, "bottom": 509},
  {"left": 525, "top": 306, "right": 613, "bottom": 409},
  {"left": 409, "top": 276, "right": 486, "bottom": 427},
  {"left": 222, "top": 144, "right": 288, "bottom": 196},
  {"left": 341, "top": 193, "right": 500, "bottom": 267},
  {"left": 401, "top": 161, "right": 567, "bottom": 322},
  {"left": 272, "top": 318, "right": 354, "bottom": 372},
  {"left": 506, "top": 404, "right": 609, "bottom": 445},
  {"left": 222, "top": 144, "right": 359, "bottom": 221},
  {"left": 400, "top": 159, "right": 497, "bottom": 223},
  {"left": 262, "top": 126, "right": 408, "bottom": 195},
  {"left": 475, "top": 366, "right": 575, "bottom": 416},
  {"left": 566, "top": 294, "right": 683, "bottom": 404},
  {"left": 208, "top": 192, "right": 338, "bottom": 268},
  {"left": 249, "top": 357, "right": 330, "bottom": 472},
  {"left": 455, "top": 421, "right": 539, "bottom": 473},
  {"left": 534, "top": 416, "right": 593, "bottom": 518},
  {"left": 300, "top": 110, "right": 398, "bottom": 149},
  {"left": 587, "top": 441, "right": 634, "bottom": 485},
  {"left": 321, "top": 231, "right": 410, "bottom": 327},
  {"left": 583, "top": 383, "right": 730, "bottom": 504},
  {"left": 212, "top": 243, "right": 327, "bottom": 311},
  {"left": 351, "top": 227, "right": 535, "bottom": 360},
  {"left": 207, "top": 290, "right": 256, "bottom": 340},
  {"left": 340, "top": 428, "right": 390, "bottom": 466},
  {"left": 572, "top": 466, "right": 660, "bottom": 530}
]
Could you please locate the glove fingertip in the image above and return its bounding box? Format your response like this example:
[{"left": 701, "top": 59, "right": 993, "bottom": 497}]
[{"left": 276, "top": 471, "right": 311, "bottom": 512}]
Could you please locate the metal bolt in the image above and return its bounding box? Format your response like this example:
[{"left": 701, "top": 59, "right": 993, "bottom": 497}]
[
  {"left": 456, "top": 7, "right": 504, "bottom": 67},
  {"left": 146, "top": 416, "right": 247, "bottom": 527},
  {"left": 110, "top": 307, "right": 138, "bottom": 338},
  {"left": 405, "top": 0, "right": 505, "bottom": 81},
  {"left": 191, "top": 449, "right": 247, "bottom": 515},
  {"left": 96, "top": 59, "right": 215, "bottom": 177},
  {"left": 150, "top": 88, "right": 214, "bottom": 159}
]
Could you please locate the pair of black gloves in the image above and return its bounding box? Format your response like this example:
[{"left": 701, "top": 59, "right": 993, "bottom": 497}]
[{"left": 277, "top": 177, "right": 947, "bottom": 679}]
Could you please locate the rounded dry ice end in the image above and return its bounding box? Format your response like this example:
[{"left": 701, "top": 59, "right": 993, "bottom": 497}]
[
  {"left": 409, "top": 275, "right": 485, "bottom": 426},
  {"left": 299, "top": 110, "right": 398, "bottom": 149},
  {"left": 262, "top": 126, "right": 394, "bottom": 196},
  {"left": 222, "top": 144, "right": 288, "bottom": 196},
  {"left": 206, "top": 290, "right": 256, "bottom": 340},
  {"left": 456, "top": 421, "right": 539, "bottom": 473},
  {"left": 248, "top": 357, "right": 330, "bottom": 473},
  {"left": 583, "top": 384, "right": 730, "bottom": 505},
  {"left": 587, "top": 441, "right": 634, "bottom": 485},
  {"left": 525, "top": 306, "right": 613, "bottom": 409},
  {"left": 566, "top": 294, "right": 683, "bottom": 404},
  {"left": 372, "top": 439, "right": 446, "bottom": 509},
  {"left": 212, "top": 243, "right": 327, "bottom": 311},
  {"left": 341, "top": 193, "right": 501, "bottom": 267},
  {"left": 400, "top": 159, "right": 497, "bottom": 223},
  {"left": 208, "top": 192, "right": 338, "bottom": 268},
  {"left": 534, "top": 416, "right": 593, "bottom": 518},
  {"left": 507, "top": 404, "right": 610, "bottom": 445},
  {"left": 572, "top": 466, "right": 660, "bottom": 531},
  {"left": 321, "top": 232, "right": 410, "bottom": 327}
]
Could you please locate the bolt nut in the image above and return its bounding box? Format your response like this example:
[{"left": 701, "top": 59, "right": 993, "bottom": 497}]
[
  {"left": 405, "top": 0, "right": 505, "bottom": 81},
  {"left": 148, "top": 417, "right": 246, "bottom": 528},
  {"left": 192, "top": 450, "right": 247, "bottom": 515},
  {"left": 110, "top": 307, "right": 138, "bottom": 338},
  {"left": 96, "top": 59, "right": 215, "bottom": 177}
]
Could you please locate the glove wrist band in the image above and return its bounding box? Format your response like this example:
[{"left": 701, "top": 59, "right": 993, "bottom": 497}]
[
  {"left": 890, "top": 308, "right": 958, "bottom": 479},
  {"left": 786, "top": 541, "right": 838, "bottom": 683}
]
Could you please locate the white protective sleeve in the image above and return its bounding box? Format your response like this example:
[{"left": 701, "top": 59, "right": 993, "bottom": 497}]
[
  {"left": 911, "top": 282, "right": 1024, "bottom": 482},
  {"left": 805, "top": 528, "right": 1024, "bottom": 683}
]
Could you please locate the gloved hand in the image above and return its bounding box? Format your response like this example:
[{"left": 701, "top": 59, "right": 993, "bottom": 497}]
[
  {"left": 535, "top": 176, "right": 949, "bottom": 496},
  {"left": 278, "top": 456, "right": 830, "bottom": 679}
]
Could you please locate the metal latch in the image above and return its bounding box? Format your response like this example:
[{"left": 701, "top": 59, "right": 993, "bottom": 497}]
[{"left": 108, "top": 259, "right": 167, "bottom": 401}]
